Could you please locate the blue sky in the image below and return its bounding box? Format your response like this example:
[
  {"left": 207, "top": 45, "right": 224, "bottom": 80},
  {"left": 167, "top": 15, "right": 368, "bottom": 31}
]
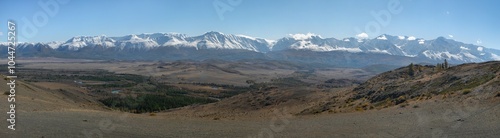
[{"left": 1, "top": 0, "right": 499, "bottom": 49}]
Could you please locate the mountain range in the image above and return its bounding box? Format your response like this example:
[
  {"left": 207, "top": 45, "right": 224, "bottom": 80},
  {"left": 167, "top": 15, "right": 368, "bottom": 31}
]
[{"left": 1, "top": 31, "right": 499, "bottom": 66}]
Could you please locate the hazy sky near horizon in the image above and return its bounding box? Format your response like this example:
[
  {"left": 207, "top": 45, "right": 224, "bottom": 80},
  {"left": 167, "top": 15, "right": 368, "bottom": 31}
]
[{"left": 0, "top": 0, "right": 499, "bottom": 49}]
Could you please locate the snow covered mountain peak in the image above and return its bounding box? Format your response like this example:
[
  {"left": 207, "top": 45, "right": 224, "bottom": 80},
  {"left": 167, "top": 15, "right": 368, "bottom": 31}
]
[
  {"left": 65, "top": 35, "right": 113, "bottom": 43},
  {"left": 289, "top": 33, "right": 322, "bottom": 40},
  {"left": 6, "top": 32, "right": 499, "bottom": 63},
  {"left": 61, "top": 35, "right": 116, "bottom": 50},
  {"left": 203, "top": 31, "right": 225, "bottom": 37},
  {"left": 46, "top": 41, "right": 65, "bottom": 49}
]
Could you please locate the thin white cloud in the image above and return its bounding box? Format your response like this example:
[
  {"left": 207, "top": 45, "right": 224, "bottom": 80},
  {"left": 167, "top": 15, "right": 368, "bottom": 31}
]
[
  {"left": 356, "top": 32, "right": 369, "bottom": 39},
  {"left": 398, "top": 36, "right": 405, "bottom": 40},
  {"left": 448, "top": 35, "right": 453, "bottom": 38}
]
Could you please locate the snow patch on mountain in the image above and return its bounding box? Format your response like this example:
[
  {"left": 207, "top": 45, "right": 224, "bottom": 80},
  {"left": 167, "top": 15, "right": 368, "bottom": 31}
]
[
  {"left": 418, "top": 39, "right": 425, "bottom": 44},
  {"left": 163, "top": 37, "right": 195, "bottom": 47},
  {"left": 115, "top": 35, "right": 159, "bottom": 49},
  {"left": 423, "top": 50, "right": 462, "bottom": 60},
  {"left": 264, "top": 39, "right": 277, "bottom": 46},
  {"left": 368, "top": 48, "right": 391, "bottom": 55},
  {"left": 46, "top": 41, "right": 64, "bottom": 49},
  {"left": 377, "top": 35, "right": 387, "bottom": 40},
  {"left": 236, "top": 34, "right": 257, "bottom": 40},
  {"left": 407, "top": 36, "right": 416, "bottom": 41},
  {"left": 477, "top": 47, "right": 483, "bottom": 51},
  {"left": 462, "top": 52, "right": 479, "bottom": 60},
  {"left": 421, "top": 50, "right": 484, "bottom": 62},
  {"left": 491, "top": 53, "right": 500, "bottom": 60},
  {"left": 356, "top": 33, "right": 369, "bottom": 40},
  {"left": 401, "top": 51, "right": 417, "bottom": 57},
  {"left": 289, "top": 33, "right": 320, "bottom": 40},
  {"left": 460, "top": 46, "right": 470, "bottom": 50},
  {"left": 331, "top": 46, "right": 362, "bottom": 52},
  {"left": 293, "top": 44, "right": 332, "bottom": 51}
]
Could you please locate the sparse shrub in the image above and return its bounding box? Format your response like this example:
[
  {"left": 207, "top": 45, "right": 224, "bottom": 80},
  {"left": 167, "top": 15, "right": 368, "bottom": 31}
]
[
  {"left": 361, "top": 103, "right": 370, "bottom": 110},
  {"left": 149, "top": 113, "right": 156, "bottom": 116},
  {"left": 413, "top": 105, "right": 419, "bottom": 108},
  {"left": 355, "top": 106, "right": 364, "bottom": 111},
  {"left": 3, "top": 91, "right": 10, "bottom": 95},
  {"left": 496, "top": 93, "right": 500, "bottom": 97},
  {"left": 441, "top": 74, "right": 495, "bottom": 94},
  {"left": 245, "top": 80, "right": 255, "bottom": 85},
  {"left": 462, "top": 89, "right": 471, "bottom": 95},
  {"left": 400, "top": 103, "right": 409, "bottom": 108},
  {"left": 395, "top": 96, "right": 407, "bottom": 105}
]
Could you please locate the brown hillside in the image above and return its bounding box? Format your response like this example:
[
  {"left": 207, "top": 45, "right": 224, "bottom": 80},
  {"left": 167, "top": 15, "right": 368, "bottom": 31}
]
[{"left": 352, "top": 61, "right": 500, "bottom": 106}]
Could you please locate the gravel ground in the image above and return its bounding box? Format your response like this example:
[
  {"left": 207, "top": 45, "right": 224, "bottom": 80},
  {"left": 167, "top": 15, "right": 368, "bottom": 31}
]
[{"left": 1, "top": 101, "right": 498, "bottom": 138}]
